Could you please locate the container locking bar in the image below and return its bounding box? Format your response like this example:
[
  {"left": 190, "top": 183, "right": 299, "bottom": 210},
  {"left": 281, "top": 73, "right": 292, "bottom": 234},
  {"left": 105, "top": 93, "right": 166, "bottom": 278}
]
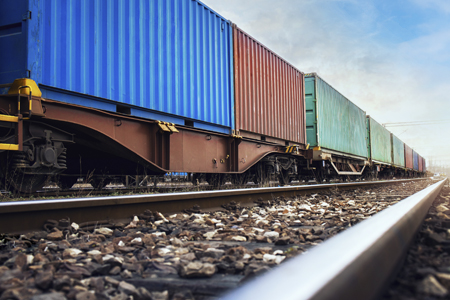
[{"left": 157, "top": 121, "right": 179, "bottom": 133}]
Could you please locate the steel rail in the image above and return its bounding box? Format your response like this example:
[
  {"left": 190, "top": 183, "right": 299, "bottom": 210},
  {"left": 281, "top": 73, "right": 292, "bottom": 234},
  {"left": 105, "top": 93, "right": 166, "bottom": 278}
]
[
  {"left": 0, "top": 178, "right": 426, "bottom": 234},
  {"left": 220, "top": 179, "right": 447, "bottom": 300}
]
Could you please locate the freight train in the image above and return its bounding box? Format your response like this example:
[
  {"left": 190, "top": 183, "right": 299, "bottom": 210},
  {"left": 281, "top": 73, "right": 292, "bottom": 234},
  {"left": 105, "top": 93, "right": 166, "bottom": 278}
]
[{"left": 0, "top": 0, "right": 426, "bottom": 193}]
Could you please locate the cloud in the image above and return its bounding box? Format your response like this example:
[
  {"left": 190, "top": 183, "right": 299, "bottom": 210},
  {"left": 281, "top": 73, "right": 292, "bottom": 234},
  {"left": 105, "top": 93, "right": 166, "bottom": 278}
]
[
  {"left": 410, "top": 0, "right": 450, "bottom": 14},
  {"left": 398, "top": 29, "right": 450, "bottom": 63}
]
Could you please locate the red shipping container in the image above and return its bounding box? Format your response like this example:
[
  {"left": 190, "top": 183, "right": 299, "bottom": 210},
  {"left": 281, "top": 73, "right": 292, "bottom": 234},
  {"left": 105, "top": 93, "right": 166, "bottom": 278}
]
[
  {"left": 419, "top": 156, "right": 423, "bottom": 172},
  {"left": 404, "top": 144, "right": 413, "bottom": 169},
  {"left": 233, "top": 25, "right": 306, "bottom": 146}
]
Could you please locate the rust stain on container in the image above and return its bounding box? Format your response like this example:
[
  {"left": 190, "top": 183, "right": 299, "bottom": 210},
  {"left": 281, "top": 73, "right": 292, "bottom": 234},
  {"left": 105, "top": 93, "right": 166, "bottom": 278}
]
[
  {"left": 232, "top": 25, "right": 306, "bottom": 145},
  {"left": 404, "top": 144, "right": 413, "bottom": 170}
]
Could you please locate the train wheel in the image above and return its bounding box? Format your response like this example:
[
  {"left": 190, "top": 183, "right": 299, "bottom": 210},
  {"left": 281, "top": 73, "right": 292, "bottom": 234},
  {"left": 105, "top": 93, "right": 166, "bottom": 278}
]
[
  {"left": 255, "top": 164, "right": 269, "bottom": 186},
  {"left": 0, "top": 154, "right": 47, "bottom": 193},
  {"left": 313, "top": 170, "right": 324, "bottom": 184},
  {"left": 57, "top": 176, "right": 78, "bottom": 190},
  {"left": 278, "top": 169, "right": 291, "bottom": 185},
  {"left": 191, "top": 173, "right": 203, "bottom": 186},
  {"left": 9, "top": 173, "right": 48, "bottom": 193},
  {"left": 373, "top": 168, "right": 378, "bottom": 180},
  {"left": 90, "top": 177, "right": 109, "bottom": 190},
  {"left": 205, "top": 174, "right": 225, "bottom": 188},
  {"left": 232, "top": 173, "right": 249, "bottom": 186}
]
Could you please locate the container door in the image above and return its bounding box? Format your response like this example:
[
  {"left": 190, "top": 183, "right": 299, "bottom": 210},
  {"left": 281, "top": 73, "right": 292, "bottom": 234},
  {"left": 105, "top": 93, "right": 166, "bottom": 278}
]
[
  {"left": 305, "top": 76, "right": 318, "bottom": 147},
  {"left": 0, "top": 0, "right": 29, "bottom": 86}
]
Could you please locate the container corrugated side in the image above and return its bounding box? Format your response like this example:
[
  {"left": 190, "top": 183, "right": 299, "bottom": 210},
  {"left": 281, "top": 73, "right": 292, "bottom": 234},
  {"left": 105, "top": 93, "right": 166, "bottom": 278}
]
[
  {"left": 0, "top": 0, "right": 234, "bottom": 133},
  {"left": 233, "top": 25, "right": 306, "bottom": 144},
  {"left": 391, "top": 134, "right": 405, "bottom": 167},
  {"left": 418, "top": 156, "right": 423, "bottom": 172},
  {"left": 367, "top": 117, "right": 392, "bottom": 164},
  {"left": 413, "top": 151, "right": 419, "bottom": 171},
  {"left": 423, "top": 158, "right": 426, "bottom": 173},
  {"left": 404, "top": 144, "right": 413, "bottom": 169},
  {"left": 305, "top": 74, "right": 368, "bottom": 158}
]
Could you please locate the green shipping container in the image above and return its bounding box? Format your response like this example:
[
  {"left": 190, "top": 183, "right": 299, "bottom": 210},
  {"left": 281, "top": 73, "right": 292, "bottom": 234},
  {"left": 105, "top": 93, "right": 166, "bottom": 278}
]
[
  {"left": 367, "top": 116, "right": 392, "bottom": 164},
  {"left": 391, "top": 134, "right": 405, "bottom": 167},
  {"left": 305, "top": 74, "right": 368, "bottom": 159}
]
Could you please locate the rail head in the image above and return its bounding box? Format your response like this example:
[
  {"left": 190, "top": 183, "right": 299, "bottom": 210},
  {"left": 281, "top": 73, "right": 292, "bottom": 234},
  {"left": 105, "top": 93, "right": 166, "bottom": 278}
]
[
  {"left": 0, "top": 178, "right": 429, "bottom": 234},
  {"left": 0, "top": 178, "right": 426, "bottom": 213},
  {"left": 219, "top": 179, "right": 447, "bottom": 300}
]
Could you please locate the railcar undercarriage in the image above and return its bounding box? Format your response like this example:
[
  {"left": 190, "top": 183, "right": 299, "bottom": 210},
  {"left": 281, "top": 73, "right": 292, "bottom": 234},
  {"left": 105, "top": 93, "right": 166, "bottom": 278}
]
[
  {"left": 0, "top": 80, "right": 313, "bottom": 193},
  {"left": 0, "top": 80, "right": 424, "bottom": 194}
]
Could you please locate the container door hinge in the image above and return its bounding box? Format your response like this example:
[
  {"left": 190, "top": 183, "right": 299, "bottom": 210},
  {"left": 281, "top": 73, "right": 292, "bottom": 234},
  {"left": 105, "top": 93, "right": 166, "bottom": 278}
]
[
  {"left": 27, "top": 70, "right": 31, "bottom": 78},
  {"left": 22, "top": 11, "right": 31, "bottom": 21}
]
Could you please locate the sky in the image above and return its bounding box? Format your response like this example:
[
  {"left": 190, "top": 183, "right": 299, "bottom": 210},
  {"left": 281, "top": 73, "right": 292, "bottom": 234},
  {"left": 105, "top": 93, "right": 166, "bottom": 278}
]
[{"left": 201, "top": 0, "right": 450, "bottom": 171}]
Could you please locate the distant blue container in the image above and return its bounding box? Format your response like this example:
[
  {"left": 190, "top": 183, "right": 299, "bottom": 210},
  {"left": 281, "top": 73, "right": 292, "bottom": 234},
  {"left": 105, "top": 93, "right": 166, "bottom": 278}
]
[
  {"left": 0, "top": 0, "right": 234, "bottom": 134},
  {"left": 413, "top": 151, "right": 419, "bottom": 171}
]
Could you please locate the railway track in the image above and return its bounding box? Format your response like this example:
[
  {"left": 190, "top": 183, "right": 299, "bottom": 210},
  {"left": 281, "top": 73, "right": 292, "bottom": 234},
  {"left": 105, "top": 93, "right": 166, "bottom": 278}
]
[
  {"left": 0, "top": 178, "right": 441, "bottom": 300},
  {"left": 0, "top": 180, "right": 333, "bottom": 199},
  {"left": 3, "top": 181, "right": 209, "bottom": 199},
  {"left": 383, "top": 181, "right": 450, "bottom": 298},
  {"left": 0, "top": 178, "right": 427, "bottom": 234},
  {"left": 221, "top": 178, "right": 447, "bottom": 300},
  {"left": 2, "top": 176, "right": 427, "bottom": 200}
]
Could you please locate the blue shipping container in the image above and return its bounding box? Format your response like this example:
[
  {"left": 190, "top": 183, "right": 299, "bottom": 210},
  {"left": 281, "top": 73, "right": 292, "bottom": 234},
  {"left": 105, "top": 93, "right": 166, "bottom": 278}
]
[
  {"left": 413, "top": 151, "right": 419, "bottom": 171},
  {"left": 0, "top": 0, "right": 234, "bottom": 134}
]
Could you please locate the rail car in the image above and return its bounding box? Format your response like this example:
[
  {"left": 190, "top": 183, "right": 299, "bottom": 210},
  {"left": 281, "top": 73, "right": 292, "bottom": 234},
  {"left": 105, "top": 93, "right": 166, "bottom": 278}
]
[
  {"left": 0, "top": 0, "right": 425, "bottom": 193},
  {"left": 0, "top": 79, "right": 315, "bottom": 192}
]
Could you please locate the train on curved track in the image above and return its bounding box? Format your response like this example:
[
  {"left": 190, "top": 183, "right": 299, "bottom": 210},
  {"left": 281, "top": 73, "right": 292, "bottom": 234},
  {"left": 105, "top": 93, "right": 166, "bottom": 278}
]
[{"left": 0, "top": 0, "right": 426, "bottom": 193}]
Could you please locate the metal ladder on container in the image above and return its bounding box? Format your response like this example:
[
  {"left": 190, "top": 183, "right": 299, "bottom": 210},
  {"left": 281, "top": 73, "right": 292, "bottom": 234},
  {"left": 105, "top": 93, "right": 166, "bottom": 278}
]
[{"left": 0, "top": 85, "right": 33, "bottom": 151}]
